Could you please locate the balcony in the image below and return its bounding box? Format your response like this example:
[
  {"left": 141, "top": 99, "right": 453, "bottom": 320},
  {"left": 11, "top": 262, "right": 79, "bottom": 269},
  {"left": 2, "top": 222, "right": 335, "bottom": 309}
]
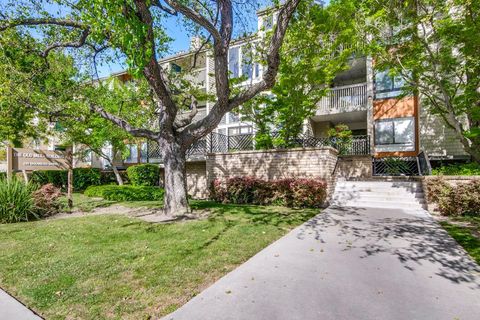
[{"left": 316, "top": 83, "right": 368, "bottom": 115}]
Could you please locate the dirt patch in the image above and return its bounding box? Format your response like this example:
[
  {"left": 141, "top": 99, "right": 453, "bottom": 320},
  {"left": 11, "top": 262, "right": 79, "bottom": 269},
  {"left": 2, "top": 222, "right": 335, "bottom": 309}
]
[{"left": 50, "top": 205, "right": 210, "bottom": 223}]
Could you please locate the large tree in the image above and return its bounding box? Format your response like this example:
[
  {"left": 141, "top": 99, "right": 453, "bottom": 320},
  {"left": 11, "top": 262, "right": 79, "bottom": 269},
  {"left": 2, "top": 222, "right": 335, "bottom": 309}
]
[
  {"left": 1, "top": 0, "right": 301, "bottom": 215},
  {"left": 364, "top": 0, "right": 480, "bottom": 162}
]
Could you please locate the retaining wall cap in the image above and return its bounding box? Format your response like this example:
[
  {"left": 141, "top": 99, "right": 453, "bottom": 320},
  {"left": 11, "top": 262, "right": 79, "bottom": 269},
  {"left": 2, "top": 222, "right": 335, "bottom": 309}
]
[{"left": 206, "top": 146, "right": 339, "bottom": 156}]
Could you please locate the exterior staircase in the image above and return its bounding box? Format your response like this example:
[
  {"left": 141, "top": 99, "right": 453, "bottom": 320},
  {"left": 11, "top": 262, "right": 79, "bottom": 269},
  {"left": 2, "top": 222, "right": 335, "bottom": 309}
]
[{"left": 330, "top": 179, "right": 427, "bottom": 210}]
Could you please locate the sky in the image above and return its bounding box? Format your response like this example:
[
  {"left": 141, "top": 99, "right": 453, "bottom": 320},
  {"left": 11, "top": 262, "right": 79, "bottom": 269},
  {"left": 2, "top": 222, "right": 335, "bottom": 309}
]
[{"left": 0, "top": 0, "right": 267, "bottom": 78}]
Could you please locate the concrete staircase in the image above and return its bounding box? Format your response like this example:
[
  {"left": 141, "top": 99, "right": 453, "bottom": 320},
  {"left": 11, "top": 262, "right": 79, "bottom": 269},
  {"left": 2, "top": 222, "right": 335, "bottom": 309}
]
[{"left": 330, "top": 179, "right": 426, "bottom": 210}]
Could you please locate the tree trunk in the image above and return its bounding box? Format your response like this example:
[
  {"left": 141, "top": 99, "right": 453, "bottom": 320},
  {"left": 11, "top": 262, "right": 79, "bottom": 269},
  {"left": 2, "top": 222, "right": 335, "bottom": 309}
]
[
  {"left": 111, "top": 164, "right": 124, "bottom": 185},
  {"left": 162, "top": 141, "right": 189, "bottom": 216}
]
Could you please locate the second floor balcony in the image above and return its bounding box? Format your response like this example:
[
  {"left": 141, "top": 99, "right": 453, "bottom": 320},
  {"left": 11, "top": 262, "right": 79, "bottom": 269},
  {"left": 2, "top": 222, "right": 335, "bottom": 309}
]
[{"left": 316, "top": 82, "right": 368, "bottom": 116}]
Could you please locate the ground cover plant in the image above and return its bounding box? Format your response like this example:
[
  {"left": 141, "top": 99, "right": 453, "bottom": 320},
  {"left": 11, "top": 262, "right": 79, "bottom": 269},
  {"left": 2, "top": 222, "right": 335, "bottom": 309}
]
[
  {"left": 0, "top": 201, "right": 318, "bottom": 319},
  {"left": 432, "top": 162, "right": 480, "bottom": 176},
  {"left": 84, "top": 185, "right": 164, "bottom": 201}
]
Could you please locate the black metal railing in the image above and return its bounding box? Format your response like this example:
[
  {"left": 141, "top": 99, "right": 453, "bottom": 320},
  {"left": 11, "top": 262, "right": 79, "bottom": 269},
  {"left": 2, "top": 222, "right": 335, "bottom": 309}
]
[
  {"left": 147, "top": 133, "right": 371, "bottom": 162},
  {"left": 373, "top": 151, "right": 432, "bottom": 176}
]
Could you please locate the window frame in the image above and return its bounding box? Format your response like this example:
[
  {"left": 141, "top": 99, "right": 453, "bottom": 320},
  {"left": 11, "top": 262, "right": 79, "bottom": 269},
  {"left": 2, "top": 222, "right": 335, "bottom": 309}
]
[{"left": 374, "top": 117, "right": 415, "bottom": 146}]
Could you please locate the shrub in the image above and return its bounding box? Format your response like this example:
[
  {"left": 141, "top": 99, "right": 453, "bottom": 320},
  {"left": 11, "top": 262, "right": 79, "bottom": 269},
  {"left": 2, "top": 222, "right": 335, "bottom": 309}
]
[
  {"left": 210, "top": 176, "right": 327, "bottom": 208},
  {"left": 425, "top": 177, "right": 480, "bottom": 216},
  {"left": 31, "top": 170, "right": 67, "bottom": 188},
  {"left": 84, "top": 185, "right": 164, "bottom": 201},
  {"left": 73, "top": 168, "right": 101, "bottom": 191},
  {"left": 100, "top": 170, "right": 129, "bottom": 185},
  {"left": 126, "top": 164, "right": 160, "bottom": 186},
  {"left": 432, "top": 162, "right": 480, "bottom": 176},
  {"left": 32, "top": 183, "right": 62, "bottom": 217},
  {"left": 30, "top": 168, "right": 101, "bottom": 191},
  {"left": 0, "top": 178, "right": 37, "bottom": 223}
]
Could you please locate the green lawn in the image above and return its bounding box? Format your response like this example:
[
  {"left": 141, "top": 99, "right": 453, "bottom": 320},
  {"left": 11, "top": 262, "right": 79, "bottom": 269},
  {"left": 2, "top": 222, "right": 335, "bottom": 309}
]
[
  {"left": 440, "top": 216, "right": 480, "bottom": 265},
  {"left": 0, "top": 200, "right": 318, "bottom": 320}
]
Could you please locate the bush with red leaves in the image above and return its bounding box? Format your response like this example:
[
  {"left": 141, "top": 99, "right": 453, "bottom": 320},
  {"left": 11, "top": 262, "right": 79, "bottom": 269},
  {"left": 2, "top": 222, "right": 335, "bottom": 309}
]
[
  {"left": 32, "top": 183, "right": 62, "bottom": 217},
  {"left": 209, "top": 176, "right": 327, "bottom": 208}
]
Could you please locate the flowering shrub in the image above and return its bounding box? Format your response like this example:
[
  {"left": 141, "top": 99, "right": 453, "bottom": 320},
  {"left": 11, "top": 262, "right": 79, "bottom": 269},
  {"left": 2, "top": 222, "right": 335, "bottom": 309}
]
[
  {"left": 425, "top": 177, "right": 480, "bottom": 216},
  {"left": 210, "top": 176, "right": 327, "bottom": 208}
]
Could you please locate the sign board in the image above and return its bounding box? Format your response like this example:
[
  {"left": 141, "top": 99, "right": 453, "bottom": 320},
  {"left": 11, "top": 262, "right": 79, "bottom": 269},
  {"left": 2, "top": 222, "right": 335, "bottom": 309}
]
[{"left": 7, "top": 147, "right": 69, "bottom": 173}]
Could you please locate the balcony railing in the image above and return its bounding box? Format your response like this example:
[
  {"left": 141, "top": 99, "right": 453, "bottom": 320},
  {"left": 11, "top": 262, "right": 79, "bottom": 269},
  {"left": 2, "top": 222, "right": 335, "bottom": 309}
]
[
  {"left": 146, "top": 133, "right": 370, "bottom": 163},
  {"left": 317, "top": 82, "right": 368, "bottom": 115}
]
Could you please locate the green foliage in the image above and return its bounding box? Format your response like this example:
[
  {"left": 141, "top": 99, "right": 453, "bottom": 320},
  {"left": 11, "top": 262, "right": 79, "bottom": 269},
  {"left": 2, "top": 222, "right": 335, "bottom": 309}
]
[
  {"left": 126, "top": 164, "right": 160, "bottom": 187},
  {"left": 432, "top": 162, "right": 480, "bottom": 176},
  {"left": 30, "top": 168, "right": 101, "bottom": 191},
  {"left": 210, "top": 177, "right": 327, "bottom": 208},
  {"left": 100, "top": 170, "right": 129, "bottom": 185},
  {"left": 84, "top": 185, "right": 164, "bottom": 201},
  {"left": 0, "top": 178, "right": 37, "bottom": 223},
  {"left": 0, "top": 29, "right": 78, "bottom": 146}
]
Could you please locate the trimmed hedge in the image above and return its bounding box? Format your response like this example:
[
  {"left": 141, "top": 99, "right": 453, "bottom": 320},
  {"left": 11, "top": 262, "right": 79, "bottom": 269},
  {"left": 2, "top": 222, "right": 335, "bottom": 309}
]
[
  {"left": 126, "top": 164, "right": 160, "bottom": 186},
  {"left": 425, "top": 177, "right": 480, "bottom": 216},
  {"left": 30, "top": 168, "right": 101, "bottom": 191},
  {"left": 100, "top": 170, "right": 129, "bottom": 185},
  {"left": 84, "top": 185, "right": 164, "bottom": 201},
  {"left": 210, "top": 176, "right": 327, "bottom": 208}
]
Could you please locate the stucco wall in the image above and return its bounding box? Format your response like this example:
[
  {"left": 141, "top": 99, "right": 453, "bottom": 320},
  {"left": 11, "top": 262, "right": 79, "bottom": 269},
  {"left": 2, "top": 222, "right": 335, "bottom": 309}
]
[{"left": 206, "top": 147, "right": 339, "bottom": 195}]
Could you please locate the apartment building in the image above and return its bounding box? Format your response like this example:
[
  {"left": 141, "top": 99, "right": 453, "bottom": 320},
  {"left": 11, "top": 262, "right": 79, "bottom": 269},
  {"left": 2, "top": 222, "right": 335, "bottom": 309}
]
[{"left": 18, "top": 5, "right": 469, "bottom": 174}]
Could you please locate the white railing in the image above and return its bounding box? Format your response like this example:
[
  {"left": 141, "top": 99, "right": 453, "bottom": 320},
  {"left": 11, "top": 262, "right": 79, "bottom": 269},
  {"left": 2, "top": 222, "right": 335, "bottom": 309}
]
[{"left": 317, "top": 82, "right": 368, "bottom": 115}]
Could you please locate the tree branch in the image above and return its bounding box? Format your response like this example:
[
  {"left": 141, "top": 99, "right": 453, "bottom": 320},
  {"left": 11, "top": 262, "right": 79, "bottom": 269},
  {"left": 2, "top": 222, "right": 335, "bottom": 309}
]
[
  {"left": 42, "top": 28, "right": 91, "bottom": 57},
  {"left": 164, "top": 0, "right": 222, "bottom": 44},
  {"left": 91, "top": 104, "right": 159, "bottom": 140},
  {"left": 0, "top": 18, "right": 85, "bottom": 31}
]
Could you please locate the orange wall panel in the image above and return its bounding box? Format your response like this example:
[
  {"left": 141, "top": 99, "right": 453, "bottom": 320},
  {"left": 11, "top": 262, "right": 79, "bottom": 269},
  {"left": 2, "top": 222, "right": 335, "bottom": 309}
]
[{"left": 373, "top": 97, "right": 417, "bottom": 120}]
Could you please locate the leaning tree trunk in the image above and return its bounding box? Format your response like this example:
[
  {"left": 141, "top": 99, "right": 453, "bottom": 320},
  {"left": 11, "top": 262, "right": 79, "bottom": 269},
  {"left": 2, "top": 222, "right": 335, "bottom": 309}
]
[
  {"left": 162, "top": 141, "right": 189, "bottom": 216},
  {"left": 111, "top": 164, "right": 124, "bottom": 185}
]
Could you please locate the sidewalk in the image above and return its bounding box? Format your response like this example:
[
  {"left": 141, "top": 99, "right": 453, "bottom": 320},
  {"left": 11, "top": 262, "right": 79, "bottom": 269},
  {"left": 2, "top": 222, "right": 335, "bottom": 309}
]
[
  {"left": 0, "top": 288, "right": 42, "bottom": 320},
  {"left": 163, "top": 206, "right": 480, "bottom": 320}
]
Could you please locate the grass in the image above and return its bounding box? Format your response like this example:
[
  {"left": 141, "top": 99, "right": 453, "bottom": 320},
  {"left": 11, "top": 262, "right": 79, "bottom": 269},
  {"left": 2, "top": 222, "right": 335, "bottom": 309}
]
[
  {"left": 59, "top": 193, "right": 163, "bottom": 212},
  {"left": 0, "top": 200, "right": 318, "bottom": 320},
  {"left": 440, "top": 216, "right": 480, "bottom": 265}
]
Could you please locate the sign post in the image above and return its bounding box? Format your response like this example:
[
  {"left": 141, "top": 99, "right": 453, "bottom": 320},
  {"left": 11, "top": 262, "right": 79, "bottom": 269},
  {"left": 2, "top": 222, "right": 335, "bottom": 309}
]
[{"left": 6, "top": 146, "right": 13, "bottom": 180}]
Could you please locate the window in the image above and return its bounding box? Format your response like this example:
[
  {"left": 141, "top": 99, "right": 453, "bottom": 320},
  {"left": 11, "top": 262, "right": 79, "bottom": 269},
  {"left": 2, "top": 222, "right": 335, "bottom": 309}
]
[
  {"left": 264, "top": 15, "right": 273, "bottom": 30},
  {"left": 374, "top": 117, "right": 415, "bottom": 148},
  {"left": 140, "top": 143, "right": 148, "bottom": 163},
  {"left": 228, "top": 112, "right": 240, "bottom": 124},
  {"left": 228, "top": 126, "right": 252, "bottom": 136},
  {"left": 125, "top": 144, "right": 138, "bottom": 163},
  {"left": 228, "top": 47, "right": 240, "bottom": 78},
  {"left": 374, "top": 69, "right": 407, "bottom": 99},
  {"left": 171, "top": 63, "right": 182, "bottom": 73}
]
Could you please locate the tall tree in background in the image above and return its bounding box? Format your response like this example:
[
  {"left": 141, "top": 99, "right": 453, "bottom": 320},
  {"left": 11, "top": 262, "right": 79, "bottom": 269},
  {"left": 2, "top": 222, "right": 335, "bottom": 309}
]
[
  {"left": 1, "top": 0, "right": 301, "bottom": 215},
  {"left": 364, "top": 0, "right": 480, "bottom": 162},
  {"left": 240, "top": 0, "right": 364, "bottom": 147}
]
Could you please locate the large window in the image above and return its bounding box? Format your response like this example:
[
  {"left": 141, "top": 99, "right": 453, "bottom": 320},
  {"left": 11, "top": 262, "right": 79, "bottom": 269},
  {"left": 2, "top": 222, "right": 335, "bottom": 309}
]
[
  {"left": 374, "top": 117, "right": 415, "bottom": 151},
  {"left": 374, "top": 69, "right": 407, "bottom": 99}
]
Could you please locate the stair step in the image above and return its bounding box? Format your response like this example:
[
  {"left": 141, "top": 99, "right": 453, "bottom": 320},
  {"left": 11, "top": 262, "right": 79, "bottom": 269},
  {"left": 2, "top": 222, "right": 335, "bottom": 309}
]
[
  {"left": 333, "top": 191, "right": 425, "bottom": 198},
  {"left": 331, "top": 195, "right": 426, "bottom": 203},
  {"left": 330, "top": 200, "right": 426, "bottom": 210}
]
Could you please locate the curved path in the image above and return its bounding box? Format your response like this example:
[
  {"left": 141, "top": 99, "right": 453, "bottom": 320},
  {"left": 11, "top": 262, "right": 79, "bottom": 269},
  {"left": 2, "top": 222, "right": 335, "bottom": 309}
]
[{"left": 164, "top": 206, "right": 480, "bottom": 320}]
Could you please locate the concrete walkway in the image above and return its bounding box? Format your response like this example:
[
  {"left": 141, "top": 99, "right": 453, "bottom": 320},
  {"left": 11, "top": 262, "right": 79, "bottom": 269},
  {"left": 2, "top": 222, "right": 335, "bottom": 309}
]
[
  {"left": 164, "top": 206, "right": 480, "bottom": 320},
  {"left": 0, "top": 288, "right": 42, "bottom": 320}
]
